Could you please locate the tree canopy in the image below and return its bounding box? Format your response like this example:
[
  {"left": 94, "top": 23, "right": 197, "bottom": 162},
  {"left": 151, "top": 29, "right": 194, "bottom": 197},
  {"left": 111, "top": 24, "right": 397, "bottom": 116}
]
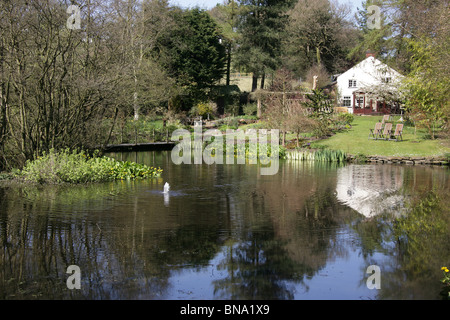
[
  {"left": 159, "top": 8, "right": 227, "bottom": 105},
  {"left": 0, "top": 0, "right": 448, "bottom": 170}
]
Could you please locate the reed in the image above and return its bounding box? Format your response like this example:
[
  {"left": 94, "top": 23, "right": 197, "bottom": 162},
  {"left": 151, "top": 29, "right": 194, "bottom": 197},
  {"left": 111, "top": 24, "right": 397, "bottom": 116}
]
[{"left": 285, "top": 149, "right": 347, "bottom": 163}]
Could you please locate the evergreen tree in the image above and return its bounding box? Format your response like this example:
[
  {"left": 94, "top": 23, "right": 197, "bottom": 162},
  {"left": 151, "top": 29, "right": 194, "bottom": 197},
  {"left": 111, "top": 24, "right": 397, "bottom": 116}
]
[
  {"left": 159, "top": 8, "right": 227, "bottom": 107},
  {"left": 348, "top": 0, "right": 393, "bottom": 63},
  {"left": 209, "top": 0, "right": 240, "bottom": 86},
  {"left": 234, "top": 0, "right": 295, "bottom": 92}
]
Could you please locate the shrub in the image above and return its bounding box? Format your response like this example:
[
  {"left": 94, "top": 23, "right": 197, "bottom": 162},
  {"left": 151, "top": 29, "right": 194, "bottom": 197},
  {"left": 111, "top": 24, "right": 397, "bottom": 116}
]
[
  {"left": 0, "top": 172, "right": 13, "bottom": 180},
  {"left": 441, "top": 267, "right": 450, "bottom": 298},
  {"left": 194, "top": 102, "right": 217, "bottom": 119},
  {"left": 16, "top": 149, "right": 162, "bottom": 184},
  {"left": 337, "top": 113, "right": 354, "bottom": 125},
  {"left": 243, "top": 103, "right": 257, "bottom": 116}
]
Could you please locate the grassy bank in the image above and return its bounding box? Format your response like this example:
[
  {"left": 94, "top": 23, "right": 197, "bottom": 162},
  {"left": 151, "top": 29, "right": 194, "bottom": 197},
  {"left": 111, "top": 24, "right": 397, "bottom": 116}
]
[{"left": 310, "top": 115, "right": 450, "bottom": 158}]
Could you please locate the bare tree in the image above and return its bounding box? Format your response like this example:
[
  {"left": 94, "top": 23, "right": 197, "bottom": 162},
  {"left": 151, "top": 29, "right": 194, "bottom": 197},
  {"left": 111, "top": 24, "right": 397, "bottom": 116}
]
[
  {"left": 264, "top": 69, "right": 315, "bottom": 146},
  {"left": 285, "top": 0, "right": 357, "bottom": 76},
  {"left": 0, "top": 0, "right": 121, "bottom": 167}
]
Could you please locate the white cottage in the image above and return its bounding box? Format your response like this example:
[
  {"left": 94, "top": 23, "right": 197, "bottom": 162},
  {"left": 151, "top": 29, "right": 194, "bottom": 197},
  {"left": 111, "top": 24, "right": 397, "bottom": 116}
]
[{"left": 336, "top": 52, "right": 404, "bottom": 115}]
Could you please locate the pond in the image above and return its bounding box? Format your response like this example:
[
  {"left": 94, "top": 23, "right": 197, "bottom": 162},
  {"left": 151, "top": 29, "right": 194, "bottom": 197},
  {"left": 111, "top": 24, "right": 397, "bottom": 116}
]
[{"left": 0, "top": 151, "right": 449, "bottom": 300}]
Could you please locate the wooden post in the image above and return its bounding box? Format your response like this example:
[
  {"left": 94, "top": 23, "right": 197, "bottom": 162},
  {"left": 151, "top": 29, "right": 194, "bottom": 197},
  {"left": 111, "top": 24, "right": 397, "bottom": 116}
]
[{"left": 257, "top": 98, "right": 261, "bottom": 118}]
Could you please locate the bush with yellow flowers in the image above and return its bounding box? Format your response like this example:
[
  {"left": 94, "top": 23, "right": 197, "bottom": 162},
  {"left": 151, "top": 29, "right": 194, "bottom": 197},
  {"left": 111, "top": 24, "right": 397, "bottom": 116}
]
[{"left": 441, "top": 267, "right": 450, "bottom": 298}]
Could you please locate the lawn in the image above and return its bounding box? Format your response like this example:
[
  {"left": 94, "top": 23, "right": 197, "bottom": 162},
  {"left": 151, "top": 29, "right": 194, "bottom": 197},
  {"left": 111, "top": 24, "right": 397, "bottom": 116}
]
[
  {"left": 312, "top": 115, "right": 450, "bottom": 157},
  {"left": 224, "top": 74, "right": 271, "bottom": 92}
]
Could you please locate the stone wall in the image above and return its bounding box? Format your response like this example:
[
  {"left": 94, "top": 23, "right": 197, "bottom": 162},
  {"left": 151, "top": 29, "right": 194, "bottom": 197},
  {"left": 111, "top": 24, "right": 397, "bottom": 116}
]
[{"left": 348, "top": 155, "right": 449, "bottom": 166}]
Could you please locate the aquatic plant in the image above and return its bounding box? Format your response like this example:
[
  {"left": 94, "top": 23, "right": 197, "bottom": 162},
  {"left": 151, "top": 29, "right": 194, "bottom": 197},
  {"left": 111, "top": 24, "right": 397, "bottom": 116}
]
[
  {"left": 16, "top": 149, "right": 162, "bottom": 184},
  {"left": 211, "top": 141, "right": 286, "bottom": 160},
  {"left": 285, "top": 149, "right": 347, "bottom": 163}
]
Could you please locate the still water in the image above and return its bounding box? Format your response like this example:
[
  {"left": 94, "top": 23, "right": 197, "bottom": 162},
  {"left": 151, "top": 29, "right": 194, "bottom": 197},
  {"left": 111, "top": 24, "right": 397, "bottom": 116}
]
[{"left": 0, "top": 151, "right": 448, "bottom": 300}]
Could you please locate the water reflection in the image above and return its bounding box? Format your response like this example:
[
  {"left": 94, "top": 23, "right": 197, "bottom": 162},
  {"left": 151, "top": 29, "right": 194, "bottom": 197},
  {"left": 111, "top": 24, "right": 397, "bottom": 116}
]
[
  {"left": 336, "top": 164, "right": 405, "bottom": 218},
  {"left": 0, "top": 152, "right": 448, "bottom": 300}
]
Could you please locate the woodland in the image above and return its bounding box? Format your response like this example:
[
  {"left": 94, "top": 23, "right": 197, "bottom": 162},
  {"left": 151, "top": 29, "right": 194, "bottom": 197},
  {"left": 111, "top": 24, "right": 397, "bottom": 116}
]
[{"left": 0, "top": 0, "right": 448, "bottom": 170}]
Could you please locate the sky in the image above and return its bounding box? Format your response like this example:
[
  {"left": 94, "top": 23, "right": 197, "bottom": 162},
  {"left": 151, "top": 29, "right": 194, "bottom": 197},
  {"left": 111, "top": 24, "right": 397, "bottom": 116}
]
[{"left": 169, "top": 0, "right": 365, "bottom": 12}]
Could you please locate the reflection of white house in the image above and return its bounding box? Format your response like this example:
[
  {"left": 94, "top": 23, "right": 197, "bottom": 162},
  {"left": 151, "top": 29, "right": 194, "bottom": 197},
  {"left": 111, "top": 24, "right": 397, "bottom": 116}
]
[
  {"left": 336, "top": 165, "right": 405, "bottom": 218},
  {"left": 336, "top": 52, "right": 404, "bottom": 115}
]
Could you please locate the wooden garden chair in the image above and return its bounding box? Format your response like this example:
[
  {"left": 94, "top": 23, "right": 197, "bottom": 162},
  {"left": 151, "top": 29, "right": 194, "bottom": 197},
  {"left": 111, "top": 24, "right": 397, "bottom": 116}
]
[
  {"left": 389, "top": 124, "right": 403, "bottom": 142},
  {"left": 379, "top": 122, "right": 392, "bottom": 140},
  {"left": 381, "top": 115, "right": 390, "bottom": 125},
  {"left": 369, "top": 122, "right": 383, "bottom": 140}
]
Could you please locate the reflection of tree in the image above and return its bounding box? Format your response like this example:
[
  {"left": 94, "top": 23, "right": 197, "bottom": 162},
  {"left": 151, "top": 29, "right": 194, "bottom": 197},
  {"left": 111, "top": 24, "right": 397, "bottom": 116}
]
[
  {"left": 0, "top": 182, "right": 173, "bottom": 299},
  {"left": 149, "top": 227, "right": 220, "bottom": 267},
  {"left": 386, "top": 189, "right": 450, "bottom": 300},
  {"left": 2, "top": 155, "right": 447, "bottom": 300},
  {"left": 212, "top": 164, "right": 356, "bottom": 299},
  {"left": 350, "top": 166, "right": 450, "bottom": 300},
  {"left": 0, "top": 184, "right": 109, "bottom": 299},
  {"left": 213, "top": 230, "right": 300, "bottom": 300},
  {"left": 0, "top": 171, "right": 229, "bottom": 299}
]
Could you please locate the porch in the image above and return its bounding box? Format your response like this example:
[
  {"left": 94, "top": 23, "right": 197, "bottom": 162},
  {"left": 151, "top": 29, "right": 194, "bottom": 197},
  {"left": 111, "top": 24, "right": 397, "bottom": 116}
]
[{"left": 352, "top": 91, "right": 401, "bottom": 115}]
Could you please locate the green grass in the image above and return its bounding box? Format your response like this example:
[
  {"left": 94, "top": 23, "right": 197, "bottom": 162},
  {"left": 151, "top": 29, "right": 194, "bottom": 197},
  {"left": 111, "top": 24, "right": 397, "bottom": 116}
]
[
  {"left": 312, "top": 115, "right": 450, "bottom": 157},
  {"left": 223, "top": 74, "right": 271, "bottom": 92}
]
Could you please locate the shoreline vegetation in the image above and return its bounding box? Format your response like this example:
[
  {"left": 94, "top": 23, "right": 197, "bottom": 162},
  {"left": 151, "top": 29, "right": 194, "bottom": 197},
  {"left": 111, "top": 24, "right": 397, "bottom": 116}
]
[
  {"left": 1, "top": 1, "right": 448, "bottom": 182},
  {"left": 1, "top": 149, "right": 163, "bottom": 185},
  {"left": 0, "top": 114, "right": 449, "bottom": 185},
  {"left": 107, "top": 113, "right": 449, "bottom": 163}
]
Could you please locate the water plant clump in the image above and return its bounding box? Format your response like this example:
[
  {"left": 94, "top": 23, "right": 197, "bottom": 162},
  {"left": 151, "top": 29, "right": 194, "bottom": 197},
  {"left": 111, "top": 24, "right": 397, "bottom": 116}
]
[
  {"left": 15, "top": 149, "right": 162, "bottom": 184},
  {"left": 285, "top": 149, "right": 347, "bottom": 163}
]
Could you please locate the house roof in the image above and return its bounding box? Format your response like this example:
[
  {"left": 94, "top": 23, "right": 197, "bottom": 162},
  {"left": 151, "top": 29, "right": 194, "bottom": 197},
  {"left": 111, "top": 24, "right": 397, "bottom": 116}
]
[{"left": 338, "top": 56, "right": 404, "bottom": 80}]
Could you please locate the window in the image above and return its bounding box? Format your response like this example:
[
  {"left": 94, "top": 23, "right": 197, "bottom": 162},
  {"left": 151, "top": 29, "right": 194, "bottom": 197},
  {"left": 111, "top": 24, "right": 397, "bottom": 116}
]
[
  {"left": 349, "top": 79, "right": 357, "bottom": 88},
  {"left": 356, "top": 97, "right": 364, "bottom": 107},
  {"left": 382, "top": 77, "right": 392, "bottom": 84},
  {"left": 343, "top": 96, "right": 352, "bottom": 107}
]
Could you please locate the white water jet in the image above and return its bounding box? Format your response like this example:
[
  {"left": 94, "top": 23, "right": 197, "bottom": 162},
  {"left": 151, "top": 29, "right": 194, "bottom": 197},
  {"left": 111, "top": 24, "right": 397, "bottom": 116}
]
[{"left": 163, "top": 182, "right": 170, "bottom": 194}]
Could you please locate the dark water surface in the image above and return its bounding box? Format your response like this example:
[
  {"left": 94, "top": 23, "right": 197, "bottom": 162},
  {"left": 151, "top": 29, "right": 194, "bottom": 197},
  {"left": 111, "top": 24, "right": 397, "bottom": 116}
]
[{"left": 0, "top": 151, "right": 448, "bottom": 300}]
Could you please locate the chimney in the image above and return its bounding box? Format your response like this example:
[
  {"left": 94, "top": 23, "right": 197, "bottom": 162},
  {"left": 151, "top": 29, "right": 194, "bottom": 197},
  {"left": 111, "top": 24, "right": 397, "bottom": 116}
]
[{"left": 366, "top": 50, "right": 376, "bottom": 58}]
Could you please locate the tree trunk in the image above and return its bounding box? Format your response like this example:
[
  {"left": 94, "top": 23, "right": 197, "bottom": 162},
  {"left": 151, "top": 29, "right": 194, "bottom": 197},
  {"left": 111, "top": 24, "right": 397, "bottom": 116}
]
[
  {"left": 316, "top": 47, "right": 321, "bottom": 66},
  {"left": 251, "top": 74, "right": 258, "bottom": 92},
  {"left": 104, "top": 107, "right": 119, "bottom": 147},
  {"left": 226, "top": 43, "right": 231, "bottom": 86},
  {"left": 257, "top": 99, "right": 261, "bottom": 118}
]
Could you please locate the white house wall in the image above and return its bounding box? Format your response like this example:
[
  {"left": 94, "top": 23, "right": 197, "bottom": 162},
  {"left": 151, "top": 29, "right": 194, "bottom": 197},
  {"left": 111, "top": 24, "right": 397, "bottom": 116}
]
[{"left": 336, "top": 56, "right": 403, "bottom": 113}]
